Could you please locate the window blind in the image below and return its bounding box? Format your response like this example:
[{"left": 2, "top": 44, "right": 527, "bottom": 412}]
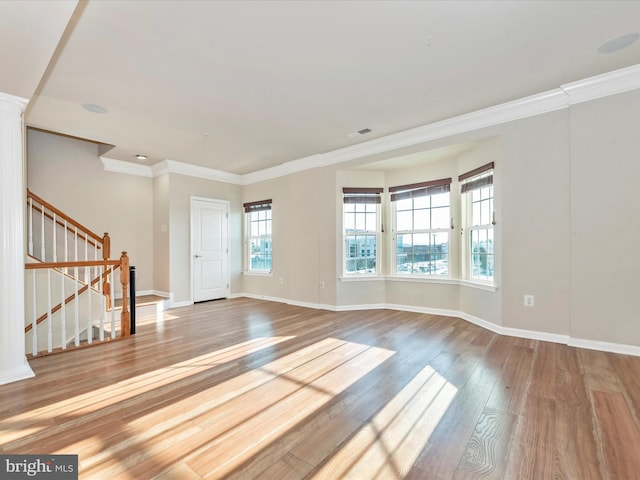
[
  {"left": 243, "top": 199, "right": 272, "bottom": 212},
  {"left": 389, "top": 178, "right": 451, "bottom": 202},
  {"left": 459, "top": 162, "right": 494, "bottom": 193},
  {"left": 342, "top": 187, "right": 383, "bottom": 204}
]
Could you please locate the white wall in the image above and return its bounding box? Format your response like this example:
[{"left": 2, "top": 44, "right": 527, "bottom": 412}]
[
  {"left": 153, "top": 173, "right": 170, "bottom": 294},
  {"left": 241, "top": 176, "right": 290, "bottom": 300},
  {"left": 570, "top": 88, "right": 640, "bottom": 345},
  {"left": 27, "top": 130, "right": 155, "bottom": 292},
  {"left": 167, "top": 173, "right": 242, "bottom": 304}
]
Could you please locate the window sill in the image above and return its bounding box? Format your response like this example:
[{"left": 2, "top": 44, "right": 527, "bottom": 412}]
[
  {"left": 339, "top": 275, "right": 385, "bottom": 282},
  {"left": 243, "top": 271, "right": 273, "bottom": 277},
  {"left": 458, "top": 279, "right": 497, "bottom": 292},
  {"left": 338, "top": 275, "right": 498, "bottom": 292},
  {"left": 387, "top": 276, "right": 459, "bottom": 285}
]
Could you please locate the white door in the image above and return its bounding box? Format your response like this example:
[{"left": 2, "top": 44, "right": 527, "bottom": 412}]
[{"left": 191, "top": 198, "right": 229, "bottom": 302}]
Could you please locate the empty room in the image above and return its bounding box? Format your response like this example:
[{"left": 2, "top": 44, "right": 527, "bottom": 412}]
[{"left": 1, "top": 1, "right": 640, "bottom": 479}]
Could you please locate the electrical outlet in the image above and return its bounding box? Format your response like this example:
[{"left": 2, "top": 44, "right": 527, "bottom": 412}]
[
  {"left": 319, "top": 281, "right": 325, "bottom": 289},
  {"left": 279, "top": 277, "right": 284, "bottom": 285},
  {"left": 524, "top": 295, "right": 535, "bottom": 307}
]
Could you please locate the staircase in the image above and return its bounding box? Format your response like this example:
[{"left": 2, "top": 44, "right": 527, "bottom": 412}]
[{"left": 24, "top": 190, "right": 133, "bottom": 357}]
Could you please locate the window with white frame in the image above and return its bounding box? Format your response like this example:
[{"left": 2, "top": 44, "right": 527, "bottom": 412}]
[
  {"left": 390, "top": 178, "right": 452, "bottom": 276},
  {"left": 343, "top": 188, "right": 382, "bottom": 276},
  {"left": 460, "top": 163, "right": 494, "bottom": 282},
  {"left": 244, "top": 199, "right": 272, "bottom": 273}
]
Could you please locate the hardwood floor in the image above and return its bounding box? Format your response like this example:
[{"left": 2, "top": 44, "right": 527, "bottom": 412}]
[{"left": 2, "top": 298, "right": 640, "bottom": 479}]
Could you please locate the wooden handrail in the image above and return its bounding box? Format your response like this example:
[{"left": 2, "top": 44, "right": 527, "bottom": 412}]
[
  {"left": 27, "top": 189, "right": 104, "bottom": 244},
  {"left": 25, "top": 260, "right": 121, "bottom": 269}
]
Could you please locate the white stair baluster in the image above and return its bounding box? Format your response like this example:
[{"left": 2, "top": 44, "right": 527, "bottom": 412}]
[
  {"left": 32, "top": 270, "right": 37, "bottom": 356},
  {"left": 110, "top": 268, "right": 116, "bottom": 338},
  {"left": 84, "top": 236, "right": 89, "bottom": 285},
  {"left": 47, "top": 270, "right": 52, "bottom": 353},
  {"left": 52, "top": 212, "right": 57, "bottom": 263},
  {"left": 74, "top": 263, "right": 80, "bottom": 347},
  {"left": 87, "top": 270, "right": 93, "bottom": 345},
  {"left": 64, "top": 220, "right": 68, "bottom": 269},
  {"left": 40, "top": 205, "right": 45, "bottom": 260},
  {"left": 74, "top": 227, "right": 78, "bottom": 264},
  {"left": 28, "top": 197, "right": 33, "bottom": 256},
  {"left": 60, "top": 267, "right": 66, "bottom": 350},
  {"left": 99, "top": 265, "right": 105, "bottom": 341}
]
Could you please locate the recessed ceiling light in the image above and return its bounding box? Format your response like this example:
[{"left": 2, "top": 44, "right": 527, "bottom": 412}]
[
  {"left": 135, "top": 154, "right": 148, "bottom": 160},
  {"left": 598, "top": 33, "right": 639, "bottom": 54},
  {"left": 81, "top": 103, "right": 108, "bottom": 114}
]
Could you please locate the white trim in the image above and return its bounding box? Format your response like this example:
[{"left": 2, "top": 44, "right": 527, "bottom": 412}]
[
  {"left": 226, "top": 294, "right": 640, "bottom": 357},
  {"left": 0, "top": 91, "right": 28, "bottom": 110},
  {"left": 155, "top": 159, "right": 243, "bottom": 184},
  {"left": 339, "top": 276, "right": 385, "bottom": 282},
  {"left": 100, "top": 157, "right": 154, "bottom": 177},
  {"left": 100, "top": 65, "right": 640, "bottom": 184},
  {"left": 152, "top": 290, "right": 170, "bottom": 298},
  {"left": 568, "top": 337, "right": 640, "bottom": 357},
  {"left": 241, "top": 293, "right": 287, "bottom": 304},
  {"left": 346, "top": 275, "right": 498, "bottom": 292},
  {"left": 243, "top": 271, "right": 273, "bottom": 277},
  {"left": 170, "top": 300, "right": 194, "bottom": 308},
  {"left": 386, "top": 276, "right": 460, "bottom": 285},
  {"left": 0, "top": 361, "right": 35, "bottom": 386},
  {"left": 561, "top": 64, "right": 640, "bottom": 106},
  {"left": 458, "top": 280, "right": 498, "bottom": 292}
]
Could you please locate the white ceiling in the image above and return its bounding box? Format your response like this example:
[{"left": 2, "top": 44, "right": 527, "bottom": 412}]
[{"left": 3, "top": 0, "right": 640, "bottom": 175}]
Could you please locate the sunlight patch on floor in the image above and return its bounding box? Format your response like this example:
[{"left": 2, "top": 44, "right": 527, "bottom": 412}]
[
  {"left": 0, "top": 336, "right": 293, "bottom": 445},
  {"left": 310, "top": 365, "right": 458, "bottom": 480},
  {"left": 80, "top": 338, "right": 395, "bottom": 479}
]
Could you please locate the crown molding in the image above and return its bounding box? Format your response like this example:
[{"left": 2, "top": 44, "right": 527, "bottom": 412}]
[
  {"left": 160, "top": 159, "right": 243, "bottom": 184},
  {"left": 100, "top": 157, "right": 153, "bottom": 177},
  {"left": 101, "top": 157, "right": 244, "bottom": 184},
  {"left": 561, "top": 63, "right": 640, "bottom": 105},
  {"left": 100, "top": 64, "right": 640, "bottom": 184}
]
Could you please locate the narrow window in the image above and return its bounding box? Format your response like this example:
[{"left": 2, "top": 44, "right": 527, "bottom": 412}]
[
  {"left": 460, "top": 163, "right": 494, "bottom": 282},
  {"left": 390, "top": 178, "right": 452, "bottom": 276},
  {"left": 343, "top": 188, "right": 382, "bottom": 276},
  {"left": 244, "top": 199, "right": 272, "bottom": 273}
]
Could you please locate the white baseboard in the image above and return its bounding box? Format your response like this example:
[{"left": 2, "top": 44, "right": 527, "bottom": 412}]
[
  {"left": 0, "top": 361, "right": 35, "bottom": 386},
  {"left": 229, "top": 293, "right": 640, "bottom": 357},
  {"left": 169, "top": 301, "right": 194, "bottom": 308},
  {"left": 568, "top": 337, "right": 640, "bottom": 356}
]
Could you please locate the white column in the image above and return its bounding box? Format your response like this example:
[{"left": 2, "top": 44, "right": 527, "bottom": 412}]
[{"left": 0, "top": 91, "right": 35, "bottom": 385}]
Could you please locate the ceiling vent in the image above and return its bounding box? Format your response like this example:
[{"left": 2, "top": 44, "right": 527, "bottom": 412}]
[{"left": 347, "top": 128, "right": 372, "bottom": 138}]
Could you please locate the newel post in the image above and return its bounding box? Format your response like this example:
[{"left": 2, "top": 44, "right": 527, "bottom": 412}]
[
  {"left": 102, "top": 233, "right": 110, "bottom": 260},
  {"left": 120, "top": 251, "right": 130, "bottom": 337}
]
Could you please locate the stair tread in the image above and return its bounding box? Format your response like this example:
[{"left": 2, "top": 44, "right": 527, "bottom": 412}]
[{"left": 114, "top": 295, "right": 166, "bottom": 308}]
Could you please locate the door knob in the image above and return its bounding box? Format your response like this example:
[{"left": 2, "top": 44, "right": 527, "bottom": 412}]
[{"left": 195, "top": 254, "right": 202, "bottom": 258}]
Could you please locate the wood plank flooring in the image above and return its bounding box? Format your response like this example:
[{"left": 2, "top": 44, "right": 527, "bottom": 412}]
[{"left": 2, "top": 298, "right": 640, "bottom": 479}]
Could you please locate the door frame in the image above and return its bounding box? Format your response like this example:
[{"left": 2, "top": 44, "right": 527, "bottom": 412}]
[{"left": 190, "top": 196, "right": 231, "bottom": 303}]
